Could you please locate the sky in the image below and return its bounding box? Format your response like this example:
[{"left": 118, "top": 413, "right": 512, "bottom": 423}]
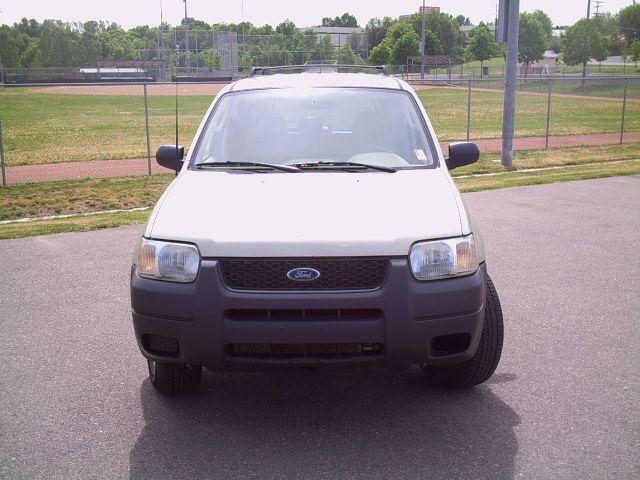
[{"left": 0, "top": 0, "right": 636, "bottom": 29}]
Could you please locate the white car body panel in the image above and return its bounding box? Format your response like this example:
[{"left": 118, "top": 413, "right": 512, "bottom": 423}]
[
  {"left": 144, "top": 72, "right": 481, "bottom": 259},
  {"left": 149, "top": 169, "right": 463, "bottom": 257}
]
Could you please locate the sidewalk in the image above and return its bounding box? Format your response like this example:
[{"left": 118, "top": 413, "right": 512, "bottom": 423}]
[{"left": 4, "top": 132, "right": 640, "bottom": 185}]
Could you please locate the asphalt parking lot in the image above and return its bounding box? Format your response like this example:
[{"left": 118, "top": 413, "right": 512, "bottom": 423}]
[{"left": 1, "top": 176, "right": 639, "bottom": 480}]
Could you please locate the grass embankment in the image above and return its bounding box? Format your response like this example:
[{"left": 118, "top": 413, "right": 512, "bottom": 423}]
[
  {"left": 1, "top": 144, "right": 639, "bottom": 239},
  {"left": 1, "top": 86, "right": 640, "bottom": 166}
]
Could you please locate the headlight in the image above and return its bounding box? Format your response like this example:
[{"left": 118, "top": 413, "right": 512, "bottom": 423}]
[
  {"left": 409, "top": 235, "right": 478, "bottom": 281},
  {"left": 136, "top": 238, "right": 200, "bottom": 283}
]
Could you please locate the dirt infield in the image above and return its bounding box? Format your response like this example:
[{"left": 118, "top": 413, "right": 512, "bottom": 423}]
[
  {"left": 25, "top": 82, "right": 639, "bottom": 103},
  {"left": 5, "top": 131, "right": 640, "bottom": 185},
  {"left": 27, "top": 83, "right": 229, "bottom": 96}
]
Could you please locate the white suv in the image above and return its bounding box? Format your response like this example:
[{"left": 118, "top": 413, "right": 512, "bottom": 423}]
[{"left": 131, "top": 67, "right": 504, "bottom": 395}]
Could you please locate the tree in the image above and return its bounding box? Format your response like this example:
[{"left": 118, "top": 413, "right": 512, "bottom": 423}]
[
  {"left": 465, "top": 24, "right": 499, "bottom": 75},
  {"left": 32, "top": 21, "right": 80, "bottom": 67},
  {"left": 562, "top": 18, "right": 609, "bottom": 82},
  {"left": 79, "top": 21, "right": 104, "bottom": 66},
  {"left": 336, "top": 45, "right": 359, "bottom": 64},
  {"left": 321, "top": 13, "right": 358, "bottom": 28},
  {"left": 406, "top": 11, "right": 462, "bottom": 55},
  {"left": 618, "top": 3, "right": 640, "bottom": 44},
  {"left": 308, "top": 34, "right": 334, "bottom": 62},
  {"left": 365, "top": 17, "right": 395, "bottom": 49},
  {"left": 424, "top": 30, "right": 444, "bottom": 55},
  {"left": 275, "top": 20, "right": 296, "bottom": 37},
  {"left": 518, "top": 13, "right": 546, "bottom": 68},
  {"left": 369, "top": 40, "right": 392, "bottom": 65},
  {"left": 390, "top": 31, "right": 420, "bottom": 65},
  {"left": 532, "top": 10, "right": 553, "bottom": 42},
  {"left": 624, "top": 38, "right": 640, "bottom": 66},
  {"left": 455, "top": 15, "right": 471, "bottom": 27},
  {"left": 203, "top": 49, "right": 221, "bottom": 71}
]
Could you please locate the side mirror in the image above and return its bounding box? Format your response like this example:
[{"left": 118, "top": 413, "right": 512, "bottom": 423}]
[
  {"left": 156, "top": 145, "right": 185, "bottom": 172},
  {"left": 445, "top": 142, "right": 479, "bottom": 170}
]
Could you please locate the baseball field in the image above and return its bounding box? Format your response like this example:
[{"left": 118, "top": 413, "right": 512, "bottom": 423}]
[{"left": 1, "top": 81, "right": 639, "bottom": 167}]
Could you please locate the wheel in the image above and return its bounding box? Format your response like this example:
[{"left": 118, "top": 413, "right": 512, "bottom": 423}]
[
  {"left": 148, "top": 359, "right": 202, "bottom": 395},
  {"left": 423, "top": 274, "right": 504, "bottom": 388}
]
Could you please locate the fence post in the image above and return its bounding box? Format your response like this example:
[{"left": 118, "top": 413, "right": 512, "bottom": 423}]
[
  {"left": 545, "top": 77, "right": 552, "bottom": 150},
  {"left": 143, "top": 83, "right": 152, "bottom": 176},
  {"left": 0, "top": 118, "right": 6, "bottom": 187},
  {"left": 620, "top": 77, "right": 628, "bottom": 145},
  {"left": 466, "top": 79, "right": 472, "bottom": 141}
]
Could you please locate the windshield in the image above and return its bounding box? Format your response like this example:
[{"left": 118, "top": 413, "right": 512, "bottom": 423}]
[{"left": 191, "top": 87, "right": 436, "bottom": 170}]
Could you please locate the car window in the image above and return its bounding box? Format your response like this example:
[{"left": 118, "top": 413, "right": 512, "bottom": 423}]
[{"left": 191, "top": 87, "right": 436, "bottom": 169}]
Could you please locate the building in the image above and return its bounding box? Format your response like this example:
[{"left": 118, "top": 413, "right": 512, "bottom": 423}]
[
  {"left": 399, "top": 5, "right": 440, "bottom": 21},
  {"left": 519, "top": 52, "right": 560, "bottom": 75},
  {"left": 306, "top": 26, "right": 365, "bottom": 49}
]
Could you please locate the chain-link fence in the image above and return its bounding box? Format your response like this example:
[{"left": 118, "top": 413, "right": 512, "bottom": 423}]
[{"left": 1, "top": 76, "right": 639, "bottom": 186}]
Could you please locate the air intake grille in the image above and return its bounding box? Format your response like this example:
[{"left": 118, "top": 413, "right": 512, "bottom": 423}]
[{"left": 219, "top": 258, "right": 389, "bottom": 291}]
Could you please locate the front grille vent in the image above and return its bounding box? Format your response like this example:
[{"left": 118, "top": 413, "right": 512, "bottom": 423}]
[
  {"left": 219, "top": 258, "right": 389, "bottom": 291},
  {"left": 226, "top": 308, "right": 382, "bottom": 322},
  {"left": 228, "top": 343, "right": 383, "bottom": 360}
]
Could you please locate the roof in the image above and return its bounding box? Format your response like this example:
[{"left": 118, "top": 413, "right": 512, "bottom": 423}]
[
  {"left": 80, "top": 68, "right": 144, "bottom": 73},
  {"left": 408, "top": 55, "right": 464, "bottom": 66},
  {"left": 230, "top": 72, "right": 403, "bottom": 92},
  {"left": 305, "top": 26, "right": 364, "bottom": 34}
]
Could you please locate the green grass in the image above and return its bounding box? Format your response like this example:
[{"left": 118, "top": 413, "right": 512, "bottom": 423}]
[
  {"left": 453, "top": 142, "right": 640, "bottom": 176},
  {"left": 417, "top": 87, "right": 640, "bottom": 141},
  {"left": 0, "top": 210, "right": 150, "bottom": 240},
  {"left": 454, "top": 159, "right": 640, "bottom": 192},
  {"left": 0, "top": 174, "right": 172, "bottom": 220},
  {"left": 2, "top": 84, "right": 640, "bottom": 167},
  {"left": 0, "top": 88, "right": 212, "bottom": 166},
  {"left": 469, "top": 77, "right": 640, "bottom": 99}
]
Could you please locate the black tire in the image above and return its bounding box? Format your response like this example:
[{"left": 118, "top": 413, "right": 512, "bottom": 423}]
[
  {"left": 423, "top": 275, "right": 504, "bottom": 388},
  {"left": 148, "top": 359, "right": 202, "bottom": 395}
]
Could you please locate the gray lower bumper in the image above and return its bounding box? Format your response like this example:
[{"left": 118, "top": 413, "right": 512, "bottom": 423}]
[{"left": 130, "top": 260, "right": 487, "bottom": 370}]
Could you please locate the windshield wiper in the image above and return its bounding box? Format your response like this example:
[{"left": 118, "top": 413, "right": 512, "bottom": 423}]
[
  {"left": 292, "top": 161, "right": 397, "bottom": 173},
  {"left": 195, "top": 161, "right": 300, "bottom": 172}
]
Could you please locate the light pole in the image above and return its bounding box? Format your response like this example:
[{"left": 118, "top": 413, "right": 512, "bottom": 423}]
[
  {"left": 500, "top": 0, "right": 520, "bottom": 167},
  {"left": 241, "top": 0, "right": 245, "bottom": 67},
  {"left": 183, "top": 0, "right": 189, "bottom": 71},
  {"left": 158, "top": 1, "right": 164, "bottom": 60}
]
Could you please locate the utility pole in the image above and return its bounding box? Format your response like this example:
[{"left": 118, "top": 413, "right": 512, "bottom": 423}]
[
  {"left": 421, "top": 0, "right": 426, "bottom": 80},
  {"left": 500, "top": 0, "right": 520, "bottom": 167},
  {"left": 593, "top": 1, "right": 604, "bottom": 17},
  {"left": 583, "top": 0, "right": 591, "bottom": 80},
  {"left": 183, "top": 0, "right": 189, "bottom": 71}
]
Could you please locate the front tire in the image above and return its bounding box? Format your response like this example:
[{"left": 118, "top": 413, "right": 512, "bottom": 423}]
[
  {"left": 148, "top": 359, "right": 202, "bottom": 395},
  {"left": 423, "top": 274, "right": 504, "bottom": 388}
]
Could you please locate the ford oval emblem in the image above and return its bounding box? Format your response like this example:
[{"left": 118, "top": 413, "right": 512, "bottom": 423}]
[{"left": 287, "top": 267, "right": 321, "bottom": 282}]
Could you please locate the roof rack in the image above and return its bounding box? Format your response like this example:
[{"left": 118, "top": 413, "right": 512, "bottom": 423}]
[{"left": 249, "top": 64, "right": 388, "bottom": 77}]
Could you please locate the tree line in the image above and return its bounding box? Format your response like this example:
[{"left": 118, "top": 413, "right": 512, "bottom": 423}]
[
  {"left": 462, "top": 4, "right": 640, "bottom": 74},
  {"left": 1, "top": 5, "right": 640, "bottom": 72}
]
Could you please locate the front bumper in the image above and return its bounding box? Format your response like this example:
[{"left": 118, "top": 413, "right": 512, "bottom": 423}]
[{"left": 131, "top": 260, "right": 487, "bottom": 370}]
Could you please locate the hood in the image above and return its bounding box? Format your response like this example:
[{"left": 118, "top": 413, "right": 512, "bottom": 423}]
[{"left": 148, "top": 168, "right": 463, "bottom": 257}]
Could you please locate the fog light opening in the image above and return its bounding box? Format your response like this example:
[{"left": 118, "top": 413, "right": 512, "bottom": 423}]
[
  {"left": 143, "top": 334, "right": 180, "bottom": 356},
  {"left": 431, "top": 333, "right": 471, "bottom": 357}
]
